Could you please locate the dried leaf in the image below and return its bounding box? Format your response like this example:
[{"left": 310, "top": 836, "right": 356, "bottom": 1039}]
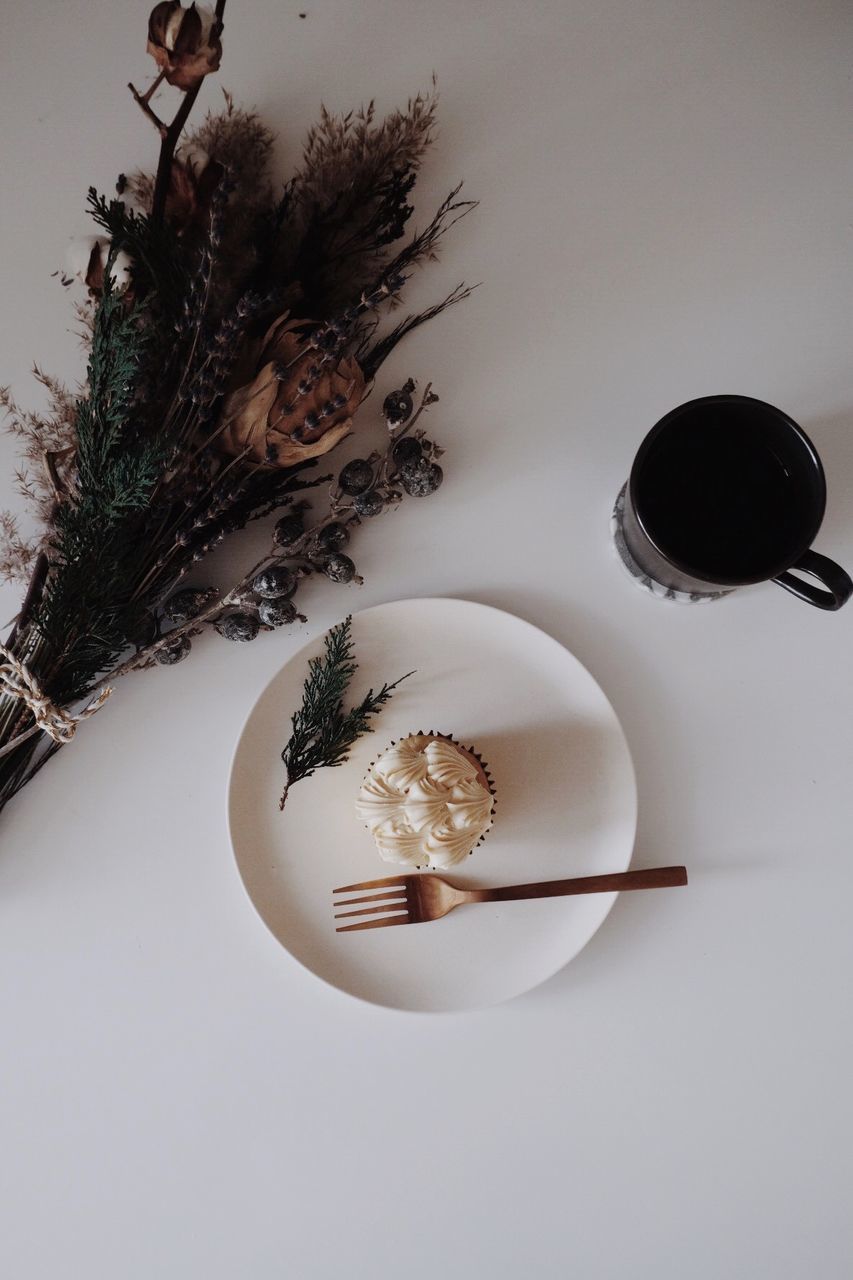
[{"left": 164, "top": 153, "right": 224, "bottom": 232}]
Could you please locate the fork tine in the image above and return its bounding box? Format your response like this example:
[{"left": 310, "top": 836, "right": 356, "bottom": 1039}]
[
  {"left": 334, "top": 876, "right": 408, "bottom": 893},
  {"left": 335, "top": 901, "right": 409, "bottom": 920},
  {"left": 330, "top": 890, "right": 407, "bottom": 911},
  {"left": 336, "top": 913, "right": 411, "bottom": 933}
]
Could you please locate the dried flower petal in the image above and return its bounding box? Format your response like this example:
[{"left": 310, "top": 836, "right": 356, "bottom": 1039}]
[
  {"left": 164, "top": 147, "right": 224, "bottom": 231},
  {"left": 218, "top": 315, "right": 365, "bottom": 468}
]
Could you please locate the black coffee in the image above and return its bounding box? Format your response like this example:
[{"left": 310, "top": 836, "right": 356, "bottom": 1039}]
[{"left": 636, "top": 407, "right": 811, "bottom": 580}]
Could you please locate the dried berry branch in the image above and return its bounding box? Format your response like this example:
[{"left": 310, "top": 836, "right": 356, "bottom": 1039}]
[{"left": 105, "top": 378, "right": 444, "bottom": 679}]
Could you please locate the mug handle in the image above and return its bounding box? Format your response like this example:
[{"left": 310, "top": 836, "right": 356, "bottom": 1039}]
[{"left": 773, "top": 549, "right": 853, "bottom": 611}]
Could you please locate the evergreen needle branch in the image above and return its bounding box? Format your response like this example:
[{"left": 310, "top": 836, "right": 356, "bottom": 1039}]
[{"left": 279, "top": 616, "right": 412, "bottom": 810}]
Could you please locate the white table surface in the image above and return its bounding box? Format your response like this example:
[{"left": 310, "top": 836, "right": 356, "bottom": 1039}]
[{"left": 1, "top": 2, "right": 851, "bottom": 1276}]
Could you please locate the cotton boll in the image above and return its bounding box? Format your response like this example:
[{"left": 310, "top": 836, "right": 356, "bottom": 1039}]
[
  {"left": 66, "top": 237, "right": 103, "bottom": 283},
  {"left": 175, "top": 142, "right": 211, "bottom": 176},
  {"left": 64, "top": 236, "right": 133, "bottom": 292},
  {"left": 117, "top": 188, "right": 148, "bottom": 218},
  {"left": 195, "top": 4, "right": 216, "bottom": 43},
  {"left": 147, "top": 2, "right": 222, "bottom": 90},
  {"left": 107, "top": 250, "right": 134, "bottom": 290},
  {"left": 163, "top": 5, "right": 185, "bottom": 51}
]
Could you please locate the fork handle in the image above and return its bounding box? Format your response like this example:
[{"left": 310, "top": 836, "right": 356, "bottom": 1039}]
[{"left": 469, "top": 866, "right": 687, "bottom": 902}]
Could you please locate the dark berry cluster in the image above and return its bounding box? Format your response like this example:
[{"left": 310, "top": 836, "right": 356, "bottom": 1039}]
[{"left": 152, "top": 379, "right": 444, "bottom": 660}]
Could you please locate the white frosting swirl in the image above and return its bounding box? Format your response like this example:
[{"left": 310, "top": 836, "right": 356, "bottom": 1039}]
[{"left": 356, "top": 736, "right": 494, "bottom": 869}]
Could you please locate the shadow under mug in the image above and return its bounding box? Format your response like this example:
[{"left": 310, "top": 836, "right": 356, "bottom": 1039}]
[{"left": 617, "top": 395, "right": 852, "bottom": 610}]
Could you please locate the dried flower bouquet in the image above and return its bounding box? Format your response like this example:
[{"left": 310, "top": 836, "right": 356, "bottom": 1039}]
[{"left": 0, "top": 1, "right": 474, "bottom": 818}]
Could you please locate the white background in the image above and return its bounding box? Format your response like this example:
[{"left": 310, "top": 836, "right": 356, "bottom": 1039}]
[{"left": 1, "top": 1, "right": 851, "bottom": 1276}]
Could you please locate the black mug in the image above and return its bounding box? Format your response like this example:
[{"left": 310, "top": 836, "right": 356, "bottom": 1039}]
[{"left": 616, "top": 395, "right": 852, "bottom": 610}]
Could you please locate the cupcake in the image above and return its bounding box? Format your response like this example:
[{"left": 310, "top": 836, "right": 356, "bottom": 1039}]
[{"left": 355, "top": 732, "right": 495, "bottom": 869}]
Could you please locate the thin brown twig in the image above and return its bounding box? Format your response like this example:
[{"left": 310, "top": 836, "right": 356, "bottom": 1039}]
[
  {"left": 127, "top": 81, "right": 168, "bottom": 137},
  {"left": 149, "top": 0, "right": 228, "bottom": 228},
  {"left": 41, "top": 450, "right": 67, "bottom": 502},
  {"left": 133, "top": 67, "right": 167, "bottom": 105},
  {"left": 0, "top": 722, "right": 41, "bottom": 761},
  {"left": 107, "top": 549, "right": 270, "bottom": 679},
  {"left": 6, "top": 551, "right": 49, "bottom": 648}
]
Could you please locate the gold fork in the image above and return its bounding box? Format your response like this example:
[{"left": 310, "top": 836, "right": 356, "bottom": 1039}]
[{"left": 333, "top": 865, "right": 688, "bottom": 932}]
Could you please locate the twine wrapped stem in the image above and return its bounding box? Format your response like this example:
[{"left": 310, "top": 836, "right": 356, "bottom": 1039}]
[{"left": 0, "top": 643, "right": 111, "bottom": 759}]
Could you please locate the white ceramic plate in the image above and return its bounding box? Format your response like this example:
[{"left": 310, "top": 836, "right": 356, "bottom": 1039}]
[{"left": 228, "top": 599, "right": 637, "bottom": 1011}]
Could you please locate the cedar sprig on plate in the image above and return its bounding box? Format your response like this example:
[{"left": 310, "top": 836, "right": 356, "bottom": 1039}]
[
  {"left": 0, "top": 0, "right": 475, "bottom": 818},
  {"left": 279, "top": 614, "right": 412, "bottom": 810}
]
